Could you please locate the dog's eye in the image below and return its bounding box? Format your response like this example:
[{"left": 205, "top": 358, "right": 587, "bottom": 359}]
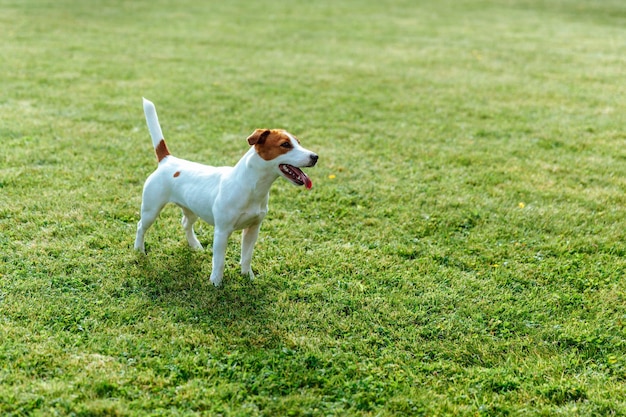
[{"left": 280, "top": 142, "right": 292, "bottom": 148}]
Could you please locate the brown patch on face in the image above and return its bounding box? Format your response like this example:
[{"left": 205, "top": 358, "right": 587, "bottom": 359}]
[
  {"left": 155, "top": 139, "right": 170, "bottom": 162},
  {"left": 173, "top": 171, "right": 181, "bottom": 178},
  {"left": 252, "top": 129, "right": 294, "bottom": 161}
]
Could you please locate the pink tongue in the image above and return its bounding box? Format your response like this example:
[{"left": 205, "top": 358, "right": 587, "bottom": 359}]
[
  {"left": 282, "top": 165, "right": 313, "bottom": 189},
  {"left": 289, "top": 165, "right": 312, "bottom": 189}
]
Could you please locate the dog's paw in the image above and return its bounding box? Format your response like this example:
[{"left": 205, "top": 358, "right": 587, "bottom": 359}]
[
  {"left": 242, "top": 269, "right": 255, "bottom": 281},
  {"left": 210, "top": 275, "right": 223, "bottom": 287},
  {"left": 189, "top": 242, "right": 204, "bottom": 250}
]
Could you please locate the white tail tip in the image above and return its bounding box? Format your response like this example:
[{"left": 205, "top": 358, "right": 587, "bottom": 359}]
[
  {"left": 143, "top": 97, "right": 155, "bottom": 111},
  {"left": 142, "top": 97, "right": 164, "bottom": 149}
]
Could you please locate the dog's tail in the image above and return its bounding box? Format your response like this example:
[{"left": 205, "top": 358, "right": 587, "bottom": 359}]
[{"left": 143, "top": 98, "right": 170, "bottom": 163}]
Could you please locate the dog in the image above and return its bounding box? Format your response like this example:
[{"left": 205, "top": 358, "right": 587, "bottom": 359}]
[{"left": 134, "top": 98, "right": 318, "bottom": 287}]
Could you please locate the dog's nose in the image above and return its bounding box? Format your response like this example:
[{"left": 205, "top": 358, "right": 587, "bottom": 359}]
[{"left": 310, "top": 154, "right": 318, "bottom": 166}]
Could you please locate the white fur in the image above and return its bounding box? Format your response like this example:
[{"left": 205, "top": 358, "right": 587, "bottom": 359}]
[{"left": 134, "top": 99, "right": 318, "bottom": 287}]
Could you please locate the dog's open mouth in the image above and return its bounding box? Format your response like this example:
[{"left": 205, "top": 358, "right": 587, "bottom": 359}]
[{"left": 279, "top": 164, "right": 312, "bottom": 189}]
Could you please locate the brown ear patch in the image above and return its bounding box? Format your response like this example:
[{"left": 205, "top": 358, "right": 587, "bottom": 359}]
[
  {"left": 247, "top": 129, "right": 271, "bottom": 146},
  {"left": 155, "top": 139, "right": 170, "bottom": 162},
  {"left": 253, "top": 130, "right": 293, "bottom": 161}
]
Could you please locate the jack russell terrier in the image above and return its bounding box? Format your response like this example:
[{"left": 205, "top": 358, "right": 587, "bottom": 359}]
[{"left": 135, "top": 98, "right": 318, "bottom": 287}]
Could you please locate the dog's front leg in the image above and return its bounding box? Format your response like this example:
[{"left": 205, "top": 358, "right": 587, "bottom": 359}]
[
  {"left": 209, "top": 228, "right": 232, "bottom": 287},
  {"left": 241, "top": 223, "right": 261, "bottom": 280}
]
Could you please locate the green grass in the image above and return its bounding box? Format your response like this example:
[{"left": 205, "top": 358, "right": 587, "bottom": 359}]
[{"left": 2, "top": 0, "right": 626, "bottom": 415}]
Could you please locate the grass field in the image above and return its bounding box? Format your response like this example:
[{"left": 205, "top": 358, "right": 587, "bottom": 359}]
[{"left": 2, "top": 0, "right": 626, "bottom": 415}]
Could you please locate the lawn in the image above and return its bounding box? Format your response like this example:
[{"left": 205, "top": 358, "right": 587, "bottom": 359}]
[{"left": 2, "top": 0, "right": 626, "bottom": 415}]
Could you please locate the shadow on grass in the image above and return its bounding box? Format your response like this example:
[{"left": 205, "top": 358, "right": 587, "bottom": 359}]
[{"left": 129, "top": 245, "right": 274, "bottom": 327}]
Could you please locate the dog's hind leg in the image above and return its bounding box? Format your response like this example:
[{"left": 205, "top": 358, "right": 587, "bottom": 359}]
[
  {"left": 134, "top": 202, "right": 165, "bottom": 253},
  {"left": 134, "top": 178, "right": 168, "bottom": 253},
  {"left": 181, "top": 207, "right": 203, "bottom": 250},
  {"left": 240, "top": 223, "right": 261, "bottom": 280}
]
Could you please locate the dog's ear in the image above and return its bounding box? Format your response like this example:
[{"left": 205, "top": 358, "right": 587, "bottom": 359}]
[{"left": 247, "top": 129, "right": 271, "bottom": 146}]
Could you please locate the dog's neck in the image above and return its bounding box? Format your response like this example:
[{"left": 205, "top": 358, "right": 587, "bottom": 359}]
[{"left": 232, "top": 147, "right": 281, "bottom": 195}]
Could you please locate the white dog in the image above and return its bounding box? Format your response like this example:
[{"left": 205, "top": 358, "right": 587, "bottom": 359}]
[{"left": 135, "top": 98, "right": 318, "bottom": 286}]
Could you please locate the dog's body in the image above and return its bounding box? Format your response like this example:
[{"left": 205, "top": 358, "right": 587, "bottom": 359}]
[{"left": 135, "top": 99, "right": 318, "bottom": 286}]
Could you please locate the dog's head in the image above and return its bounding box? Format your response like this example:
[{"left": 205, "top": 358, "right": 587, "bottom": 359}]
[{"left": 247, "top": 129, "right": 318, "bottom": 189}]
